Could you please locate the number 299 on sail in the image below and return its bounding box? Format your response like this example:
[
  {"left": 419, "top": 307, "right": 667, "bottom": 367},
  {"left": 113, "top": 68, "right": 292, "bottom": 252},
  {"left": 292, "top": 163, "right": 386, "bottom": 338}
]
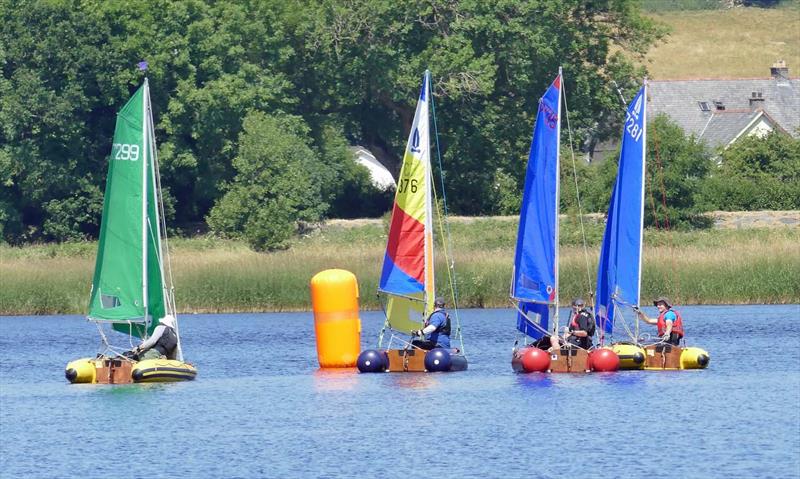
[{"left": 112, "top": 143, "right": 140, "bottom": 161}]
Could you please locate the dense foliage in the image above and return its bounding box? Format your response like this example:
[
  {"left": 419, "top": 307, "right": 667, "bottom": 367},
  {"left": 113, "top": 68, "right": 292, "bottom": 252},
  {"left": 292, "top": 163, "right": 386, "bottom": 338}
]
[
  {"left": 1, "top": 0, "right": 795, "bottom": 247},
  {"left": 702, "top": 131, "right": 800, "bottom": 211},
  {"left": 0, "top": 0, "right": 666, "bottom": 244}
]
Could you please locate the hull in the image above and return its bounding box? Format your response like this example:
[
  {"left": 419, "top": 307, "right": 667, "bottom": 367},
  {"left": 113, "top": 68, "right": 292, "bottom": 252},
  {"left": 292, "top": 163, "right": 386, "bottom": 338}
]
[
  {"left": 66, "top": 357, "right": 197, "bottom": 384},
  {"left": 547, "top": 347, "right": 590, "bottom": 373},
  {"left": 511, "top": 346, "right": 591, "bottom": 374},
  {"left": 612, "top": 343, "right": 646, "bottom": 370},
  {"left": 609, "top": 343, "right": 710, "bottom": 370},
  {"left": 643, "top": 344, "right": 710, "bottom": 370},
  {"left": 384, "top": 348, "right": 467, "bottom": 373}
]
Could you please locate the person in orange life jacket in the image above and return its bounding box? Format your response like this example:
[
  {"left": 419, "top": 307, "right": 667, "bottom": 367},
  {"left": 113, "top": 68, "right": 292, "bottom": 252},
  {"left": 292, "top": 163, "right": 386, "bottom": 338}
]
[
  {"left": 128, "top": 314, "right": 179, "bottom": 360},
  {"left": 411, "top": 297, "right": 451, "bottom": 350},
  {"left": 636, "top": 296, "right": 684, "bottom": 346},
  {"left": 562, "top": 298, "right": 595, "bottom": 349}
]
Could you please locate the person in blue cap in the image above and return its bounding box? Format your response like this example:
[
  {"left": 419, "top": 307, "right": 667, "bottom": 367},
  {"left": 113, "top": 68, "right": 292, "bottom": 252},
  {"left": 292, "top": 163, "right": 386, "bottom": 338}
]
[{"left": 411, "top": 297, "right": 451, "bottom": 350}]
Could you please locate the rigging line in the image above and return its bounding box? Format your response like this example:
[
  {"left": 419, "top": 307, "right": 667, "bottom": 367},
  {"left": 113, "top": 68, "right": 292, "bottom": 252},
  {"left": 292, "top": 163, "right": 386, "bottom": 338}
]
[
  {"left": 649, "top": 118, "right": 682, "bottom": 305},
  {"left": 431, "top": 183, "right": 465, "bottom": 354},
  {"left": 149, "top": 105, "right": 177, "bottom": 317},
  {"left": 376, "top": 293, "right": 393, "bottom": 349},
  {"left": 430, "top": 74, "right": 465, "bottom": 354},
  {"left": 510, "top": 299, "right": 557, "bottom": 342},
  {"left": 561, "top": 79, "right": 594, "bottom": 304},
  {"left": 613, "top": 301, "right": 639, "bottom": 344}
]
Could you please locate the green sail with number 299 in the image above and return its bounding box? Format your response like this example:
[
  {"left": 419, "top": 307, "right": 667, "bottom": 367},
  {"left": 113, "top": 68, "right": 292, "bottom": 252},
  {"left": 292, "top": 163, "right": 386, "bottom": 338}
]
[{"left": 87, "top": 80, "right": 167, "bottom": 339}]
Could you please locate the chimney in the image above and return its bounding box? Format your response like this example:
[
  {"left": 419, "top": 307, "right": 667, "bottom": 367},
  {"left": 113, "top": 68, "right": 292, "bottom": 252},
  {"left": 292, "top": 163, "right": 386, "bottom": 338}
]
[
  {"left": 771, "top": 60, "right": 789, "bottom": 80},
  {"left": 749, "top": 91, "right": 765, "bottom": 110}
]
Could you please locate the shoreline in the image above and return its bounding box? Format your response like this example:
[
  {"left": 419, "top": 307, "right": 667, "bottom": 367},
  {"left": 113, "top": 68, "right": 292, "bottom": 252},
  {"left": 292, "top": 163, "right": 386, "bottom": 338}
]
[{"left": 2, "top": 213, "right": 798, "bottom": 315}]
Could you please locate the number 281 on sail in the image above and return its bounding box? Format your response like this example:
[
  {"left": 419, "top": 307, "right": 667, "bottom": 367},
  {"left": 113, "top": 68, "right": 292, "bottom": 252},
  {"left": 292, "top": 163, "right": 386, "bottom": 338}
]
[
  {"left": 625, "top": 113, "right": 643, "bottom": 142},
  {"left": 112, "top": 143, "right": 140, "bottom": 161}
]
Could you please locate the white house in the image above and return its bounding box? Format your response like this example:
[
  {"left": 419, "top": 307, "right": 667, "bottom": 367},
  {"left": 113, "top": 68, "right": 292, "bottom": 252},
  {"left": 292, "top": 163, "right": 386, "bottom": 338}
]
[{"left": 351, "top": 146, "right": 396, "bottom": 190}]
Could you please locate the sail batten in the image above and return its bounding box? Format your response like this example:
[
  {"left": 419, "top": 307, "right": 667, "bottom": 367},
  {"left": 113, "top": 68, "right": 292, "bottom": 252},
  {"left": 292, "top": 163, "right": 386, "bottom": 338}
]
[
  {"left": 512, "top": 73, "right": 562, "bottom": 339},
  {"left": 595, "top": 83, "right": 648, "bottom": 337}
]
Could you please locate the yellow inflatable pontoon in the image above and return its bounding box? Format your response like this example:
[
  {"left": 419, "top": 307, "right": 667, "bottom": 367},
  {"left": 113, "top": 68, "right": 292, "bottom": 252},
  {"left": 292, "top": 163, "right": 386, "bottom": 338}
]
[
  {"left": 65, "top": 357, "right": 197, "bottom": 384},
  {"left": 611, "top": 343, "right": 709, "bottom": 370}
]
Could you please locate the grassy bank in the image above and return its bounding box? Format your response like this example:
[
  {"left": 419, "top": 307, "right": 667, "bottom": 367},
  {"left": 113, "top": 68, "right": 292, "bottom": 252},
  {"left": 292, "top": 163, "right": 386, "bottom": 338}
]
[
  {"left": 1, "top": 218, "right": 798, "bottom": 315},
  {"left": 646, "top": 5, "right": 800, "bottom": 79}
]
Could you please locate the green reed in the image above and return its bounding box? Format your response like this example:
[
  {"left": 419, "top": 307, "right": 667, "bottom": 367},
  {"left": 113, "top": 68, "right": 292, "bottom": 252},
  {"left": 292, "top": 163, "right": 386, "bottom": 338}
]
[{"left": 1, "top": 220, "right": 798, "bottom": 315}]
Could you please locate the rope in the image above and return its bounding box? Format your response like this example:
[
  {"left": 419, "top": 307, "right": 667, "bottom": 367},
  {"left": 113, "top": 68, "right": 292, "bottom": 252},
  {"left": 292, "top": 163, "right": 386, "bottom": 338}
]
[
  {"left": 648, "top": 115, "right": 683, "bottom": 307},
  {"left": 510, "top": 299, "right": 553, "bottom": 339},
  {"left": 510, "top": 300, "right": 591, "bottom": 352},
  {"left": 561, "top": 80, "right": 594, "bottom": 305},
  {"left": 430, "top": 73, "right": 465, "bottom": 356}
]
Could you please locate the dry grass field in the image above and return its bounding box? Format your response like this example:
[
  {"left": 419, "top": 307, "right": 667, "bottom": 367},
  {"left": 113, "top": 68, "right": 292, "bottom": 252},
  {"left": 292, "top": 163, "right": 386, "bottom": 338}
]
[{"left": 645, "top": 6, "right": 800, "bottom": 79}]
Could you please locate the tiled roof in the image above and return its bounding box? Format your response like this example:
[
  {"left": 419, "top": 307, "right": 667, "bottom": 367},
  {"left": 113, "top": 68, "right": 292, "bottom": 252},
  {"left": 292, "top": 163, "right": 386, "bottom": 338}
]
[{"left": 648, "top": 76, "right": 799, "bottom": 148}]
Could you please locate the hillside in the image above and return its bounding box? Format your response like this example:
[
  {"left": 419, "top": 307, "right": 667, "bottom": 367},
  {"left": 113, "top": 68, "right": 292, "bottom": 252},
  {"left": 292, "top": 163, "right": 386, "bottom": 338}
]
[{"left": 645, "top": 5, "right": 800, "bottom": 79}]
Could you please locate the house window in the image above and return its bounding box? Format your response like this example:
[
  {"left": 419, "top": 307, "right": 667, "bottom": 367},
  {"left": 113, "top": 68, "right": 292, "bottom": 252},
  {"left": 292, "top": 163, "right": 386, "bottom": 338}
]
[
  {"left": 698, "top": 101, "right": 710, "bottom": 112},
  {"left": 714, "top": 100, "right": 725, "bottom": 111}
]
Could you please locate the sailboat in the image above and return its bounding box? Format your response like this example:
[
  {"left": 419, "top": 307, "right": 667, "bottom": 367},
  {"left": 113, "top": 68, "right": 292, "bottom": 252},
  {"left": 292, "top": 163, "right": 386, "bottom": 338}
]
[
  {"left": 595, "top": 79, "right": 709, "bottom": 371},
  {"left": 356, "top": 70, "right": 467, "bottom": 373},
  {"left": 65, "top": 78, "right": 197, "bottom": 384},
  {"left": 509, "top": 69, "right": 618, "bottom": 374}
]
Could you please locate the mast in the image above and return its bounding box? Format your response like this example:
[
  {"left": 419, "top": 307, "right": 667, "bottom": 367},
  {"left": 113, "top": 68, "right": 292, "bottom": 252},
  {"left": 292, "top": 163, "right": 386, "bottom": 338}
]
[
  {"left": 552, "top": 67, "right": 563, "bottom": 335},
  {"left": 635, "top": 78, "right": 648, "bottom": 339},
  {"left": 141, "top": 78, "right": 149, "bottom": 332},
  {"left": 637, "top": 78, "right": 647, "bottom": 306},
  {"left": 423, "top": 70, "right": 435, "bottom": 315}
]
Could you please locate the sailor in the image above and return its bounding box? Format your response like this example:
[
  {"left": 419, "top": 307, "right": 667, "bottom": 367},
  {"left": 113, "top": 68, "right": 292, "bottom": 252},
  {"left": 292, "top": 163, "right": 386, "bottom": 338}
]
[
  {"left": 564, "top": 298, "right": 595, "bottom": 349},
  {"left": 411, "top": 297, "right": 451, "bottom": 350},
  {"left": 636, "top": 296, "right": 684, "bottom": 346},
  {"left": 130, "top": 314, "right": 179, "bottom": 360}
]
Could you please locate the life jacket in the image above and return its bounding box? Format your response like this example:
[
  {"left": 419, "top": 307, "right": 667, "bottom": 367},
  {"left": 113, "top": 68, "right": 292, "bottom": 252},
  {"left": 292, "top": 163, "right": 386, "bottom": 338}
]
[
  {"left": 657, "top": 309, "right": 684, "bottom": 337},
  {"left": 153, "top": 326, "right": 178, "bottom": 358},
  {"left": 426, "top": 309, "right": 451, "bottom": 336},
  {"left": 439, "top": 313, "right": 451, "bottom": 336},
  {"left": 570, "top": 309, "right": 595, "bottom": 337}
]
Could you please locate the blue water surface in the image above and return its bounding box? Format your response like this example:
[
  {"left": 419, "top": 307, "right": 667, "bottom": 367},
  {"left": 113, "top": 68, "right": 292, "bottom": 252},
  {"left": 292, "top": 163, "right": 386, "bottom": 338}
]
[{"left": 1, "top": 305, "right": 799, "bottom": 479}]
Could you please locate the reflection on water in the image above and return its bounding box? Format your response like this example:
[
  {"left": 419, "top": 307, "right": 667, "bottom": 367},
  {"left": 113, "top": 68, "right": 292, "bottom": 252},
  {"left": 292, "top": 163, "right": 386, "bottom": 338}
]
[
  {"left": 515, "top": 372, "right": 554, "bottom": 389},
  {"left": 312, "top": 368, "right": 358, "bottom": 392},
  {"left": 1, "top": 306, "right": 798, "bottom": 478},
  {"left": 383, "top": 371, "right": 441, "bottom": 390}
]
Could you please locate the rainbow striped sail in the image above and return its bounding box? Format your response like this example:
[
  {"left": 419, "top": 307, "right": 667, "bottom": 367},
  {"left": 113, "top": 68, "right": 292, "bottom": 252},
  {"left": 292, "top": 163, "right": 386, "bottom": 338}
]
[{"left": 378, "top": 71, "right": 435, "bottom": 333}]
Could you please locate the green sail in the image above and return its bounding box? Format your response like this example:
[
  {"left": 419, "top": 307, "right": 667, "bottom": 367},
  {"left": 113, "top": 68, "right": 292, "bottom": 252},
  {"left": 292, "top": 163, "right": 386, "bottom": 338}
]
[{"left": 88, "top": 80, "right": 166, "bottom": 339}]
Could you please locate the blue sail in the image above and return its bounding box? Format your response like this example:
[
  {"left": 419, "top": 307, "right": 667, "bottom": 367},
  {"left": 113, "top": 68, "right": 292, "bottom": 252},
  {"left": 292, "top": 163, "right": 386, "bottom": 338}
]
[
  {"left": 596, "top": 84, "right": 647, "bottom": 337},
  {"left": 512, "top": 74, "right": 561, "bottom": 339}
]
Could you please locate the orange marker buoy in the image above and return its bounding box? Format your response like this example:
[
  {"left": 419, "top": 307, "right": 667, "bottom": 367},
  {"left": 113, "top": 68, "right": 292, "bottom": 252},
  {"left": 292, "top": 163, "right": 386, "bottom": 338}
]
[{"left": 310, "top": 269, "right": 361, "bottom": 368}]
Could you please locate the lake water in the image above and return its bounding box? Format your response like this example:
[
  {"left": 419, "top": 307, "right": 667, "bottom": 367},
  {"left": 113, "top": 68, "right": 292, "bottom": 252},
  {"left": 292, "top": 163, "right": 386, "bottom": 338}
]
[{"left": 1, "top": 305, "right": 799, "bottom": 478}]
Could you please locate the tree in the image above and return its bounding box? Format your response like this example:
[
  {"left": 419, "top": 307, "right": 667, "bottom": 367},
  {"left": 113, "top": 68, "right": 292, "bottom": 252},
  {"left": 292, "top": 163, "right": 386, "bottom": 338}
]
[
  {"left": 1, "top": 0, "right": 668, "bottom": 244},
  {"left": 206, "top": 112, "right": 327, "bottom": 251},
  {"left": 645, "top": 114, "right": 713, "bottom": 228},
  {"left": 289, "top": 0, "right": 666, "bottom": 214},
  {"left": 702, "top": 131, "right": 800, "bottom": 211}
]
